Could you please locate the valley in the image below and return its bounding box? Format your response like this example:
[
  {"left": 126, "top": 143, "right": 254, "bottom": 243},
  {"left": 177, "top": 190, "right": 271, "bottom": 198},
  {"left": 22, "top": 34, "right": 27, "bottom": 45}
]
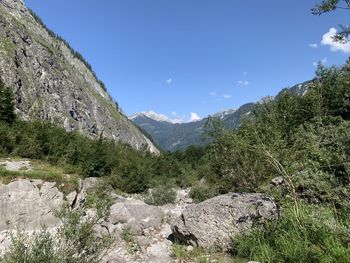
[{"left": 0, "top": 0, "right": 349, "bottom": 263}]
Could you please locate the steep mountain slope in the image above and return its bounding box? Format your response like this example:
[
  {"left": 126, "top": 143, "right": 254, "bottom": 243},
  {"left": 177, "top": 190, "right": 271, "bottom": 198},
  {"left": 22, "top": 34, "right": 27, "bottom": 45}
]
[
  {"left": 131, "top": 114, "right": 207, "bottom": 151},
  {"left": 0, "top": 0, "right": 158, "bottom": 153}
]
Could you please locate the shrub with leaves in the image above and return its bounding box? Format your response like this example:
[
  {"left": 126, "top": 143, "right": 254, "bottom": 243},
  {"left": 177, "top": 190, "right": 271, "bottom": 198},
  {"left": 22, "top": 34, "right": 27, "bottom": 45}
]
[
  {"left": 1, "top": 206, "right": 111, "bottom": 263},
  {"left": 145, "top": 185, "right": 177, "bottom": 206}
]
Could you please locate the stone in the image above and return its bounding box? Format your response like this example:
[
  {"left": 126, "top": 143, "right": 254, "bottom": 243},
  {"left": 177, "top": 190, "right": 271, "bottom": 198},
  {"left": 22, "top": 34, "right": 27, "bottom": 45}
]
[
  {"left": 186, "top": 245, "right": 194, "bottom": 252},
  {"left": 74, "top": 177, "right": 99, "bottom": 207},
  {"left": 107, "top": 199, "right": 165, "bottom": 235},
  {"left": 171, "top": 193, "right": 280, "bottom": 251},
  {"left": 0, "top": 179, "right": 64, "bottom": 232},
  {"left": 270, "top": 176, "right": 286, "bottom": 186}
]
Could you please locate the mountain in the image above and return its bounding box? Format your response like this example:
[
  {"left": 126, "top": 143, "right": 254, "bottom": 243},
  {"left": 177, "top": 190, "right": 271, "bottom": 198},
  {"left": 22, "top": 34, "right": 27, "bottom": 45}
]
[
  {"left": 131, "top": 111, "right": 183, "bottom": 124},
  {"left": 131, "top": 113, "right": 208, "bottom": 151},
  {"left": 131, "top": 80, "right": 313, "bottom": 151},
  {"left": 131, "top": 102, "right": 255, "bottom": 151},
  {"left": 0, "top": 0, "right": 158, "bottom": 153}
]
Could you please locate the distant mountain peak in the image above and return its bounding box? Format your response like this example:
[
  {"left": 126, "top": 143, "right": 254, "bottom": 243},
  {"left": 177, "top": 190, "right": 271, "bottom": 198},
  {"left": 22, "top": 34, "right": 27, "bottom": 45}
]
[
  {"left": 212, "top": 109, "right": 236, "bottom": 119},
  {"left": 130, "top": 111, "right": 184, "bottom": 124}
]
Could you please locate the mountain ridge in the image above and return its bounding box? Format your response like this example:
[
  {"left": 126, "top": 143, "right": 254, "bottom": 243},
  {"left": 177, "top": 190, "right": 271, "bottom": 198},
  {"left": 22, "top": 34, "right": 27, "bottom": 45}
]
[
  {"left": 0, "top": 0, "right": 158, "bottom": 153},
  {"left": 131, "top": 80, "right": 313, "bottom": 151}
]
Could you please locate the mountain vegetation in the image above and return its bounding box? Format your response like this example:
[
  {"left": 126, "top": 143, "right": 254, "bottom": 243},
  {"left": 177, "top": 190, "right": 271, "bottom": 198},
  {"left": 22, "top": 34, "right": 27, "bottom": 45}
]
[
  {"left": 1, "top": 60, "right": 350, "bottom": 261},
  {"left": 131, "top": 103, "right": 255, "bottom": 151},
  {"left": 131, "top": 81, "right": 312, "bottom": 152},
  {"left": 0, "top": 0, "right": 156, "bottom": 151},
  {"left": 0, "top": 1, "right": 349, "bottom": 262}
]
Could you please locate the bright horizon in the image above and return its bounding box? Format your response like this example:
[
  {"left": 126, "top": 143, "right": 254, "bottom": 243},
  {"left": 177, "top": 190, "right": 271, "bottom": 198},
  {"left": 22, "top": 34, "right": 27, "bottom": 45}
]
[{"left": 25, "top": 0, "right": 350, "bottom": 122}]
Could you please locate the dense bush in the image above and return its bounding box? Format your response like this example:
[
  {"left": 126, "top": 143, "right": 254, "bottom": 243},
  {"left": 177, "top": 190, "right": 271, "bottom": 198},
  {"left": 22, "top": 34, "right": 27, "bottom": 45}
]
[
  {"left": 145, "top": 186, "right": 177, "bottom": 206},
  {"left": 2, "top": 206, "right": 110, "bottom": 263},
  {"left": 233, "top": 204, "right": 350, "bottom": 263}
]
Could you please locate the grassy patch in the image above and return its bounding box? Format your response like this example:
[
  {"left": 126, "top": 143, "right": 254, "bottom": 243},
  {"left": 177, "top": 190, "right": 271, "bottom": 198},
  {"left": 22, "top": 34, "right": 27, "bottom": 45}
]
[
  {"left": 144, "top": 186, "right": 177, "bottom": 206},
  {"left": 172, "top": 243, "right": 233, "bottom": 263},
  {"left": 0, "top": 159, "right": 79, "bottom": 195},
  {"left": 232, "top": 203, "right": 350, "bottom": 263}
]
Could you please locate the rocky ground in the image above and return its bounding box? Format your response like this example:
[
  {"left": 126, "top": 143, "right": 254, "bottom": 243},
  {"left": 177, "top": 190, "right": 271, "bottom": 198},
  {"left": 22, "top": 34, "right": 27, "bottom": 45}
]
[{"left": 0, "top": 160, "right": 280, "bottom": 263}]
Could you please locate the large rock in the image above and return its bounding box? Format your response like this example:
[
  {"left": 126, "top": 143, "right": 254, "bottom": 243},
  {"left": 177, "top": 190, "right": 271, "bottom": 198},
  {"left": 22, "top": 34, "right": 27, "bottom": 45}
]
[
  {"left": 171, "top": 193, "right": 280, "bottom": 250},
  {"left": 0, "top": 178, "right": 64, "bottom": 255},
  {"left": 107, "top": 199, "right": 165, "bottom": 235},
  {"left": 0, "top": 179, "right": 64, "bottom": 231}
]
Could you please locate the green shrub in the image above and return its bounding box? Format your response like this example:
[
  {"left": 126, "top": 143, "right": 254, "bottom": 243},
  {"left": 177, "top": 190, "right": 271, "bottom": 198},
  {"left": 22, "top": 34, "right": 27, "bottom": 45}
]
[
  {"left": 189, "top": 185, "right": 215, "bottom": 203},
  {"left": 2, "top": 206, "right": 111, "bottom": 263},
  {"left": 233, "top": 203, "right": 350, "bottom": 263},
  {"left": 85, "top": 181, "right": 114, "bottom": 218},
  {"left": 145, "top": 186, "right": 177, "bottom": 205}
]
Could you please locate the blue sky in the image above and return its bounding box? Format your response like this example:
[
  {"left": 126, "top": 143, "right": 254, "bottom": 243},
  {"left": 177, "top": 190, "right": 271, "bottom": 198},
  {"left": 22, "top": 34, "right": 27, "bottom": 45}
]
[{"left": 25, "top": 0, "right": 350, "bottom": 122}]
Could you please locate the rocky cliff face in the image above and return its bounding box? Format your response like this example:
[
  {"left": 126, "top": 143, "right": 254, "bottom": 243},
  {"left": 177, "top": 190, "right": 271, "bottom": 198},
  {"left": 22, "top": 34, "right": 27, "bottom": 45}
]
[{"left": 0, "top": 0, "right": 158, "bottom": 153}]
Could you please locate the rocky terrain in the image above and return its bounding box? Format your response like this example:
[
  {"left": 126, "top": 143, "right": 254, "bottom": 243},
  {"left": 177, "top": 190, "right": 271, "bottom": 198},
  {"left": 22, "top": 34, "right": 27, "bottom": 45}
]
[
  {"left": 0, "top": 159, "right": 279, "bottom": 262},
  {"left": 0, "top": 0, "right": 158, "bottom": 153}
]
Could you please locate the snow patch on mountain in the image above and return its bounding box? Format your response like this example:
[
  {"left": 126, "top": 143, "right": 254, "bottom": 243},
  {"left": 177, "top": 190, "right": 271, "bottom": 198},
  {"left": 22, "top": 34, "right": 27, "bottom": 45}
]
[
  {"left": 212, "top": 109, "right": 236, "bottom": 119},
  {"left": 130, "top": 111, "right": 184, "bottom": 124}
]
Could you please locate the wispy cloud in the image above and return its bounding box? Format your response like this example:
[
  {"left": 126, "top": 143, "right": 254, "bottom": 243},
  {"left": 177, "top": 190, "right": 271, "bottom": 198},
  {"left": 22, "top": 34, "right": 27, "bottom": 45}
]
[
  {"left": 223, "top": 94, "right": 232, "bottom": 99},
  {"left": 210, "top": 92, "right": 217, "bottom": 96},
  {"left": 243, "top": 71, "right": 248, "bottom": 76},
  {"left": 166, "top": 78, "right": 172, "bottom": 84},
  {"left": 171, "top": 111, "right": 177, "bottom": 116},
  {"left": 321, "top": 28, "right": 350, "bottom": 53},
  {"left": 309, "top": 43, "right": 318, "bottom": 48},
  {"left": 190, "top": 112, "right": 201, "bottom": 122},
  {"left": 237, "top": 80, "right": 249, "bottom": 86}
]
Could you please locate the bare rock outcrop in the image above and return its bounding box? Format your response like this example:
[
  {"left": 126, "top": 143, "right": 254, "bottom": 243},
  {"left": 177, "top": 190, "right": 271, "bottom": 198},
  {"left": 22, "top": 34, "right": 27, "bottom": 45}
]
[
  {"left": 0, "top": 179, "right": 64, "bottom": 255},
  {"left": 171, "top": 192, "right": 280, "bottom": 251},
  {"left": 0, "top": 0, "right": 158, "bottom": 153}
]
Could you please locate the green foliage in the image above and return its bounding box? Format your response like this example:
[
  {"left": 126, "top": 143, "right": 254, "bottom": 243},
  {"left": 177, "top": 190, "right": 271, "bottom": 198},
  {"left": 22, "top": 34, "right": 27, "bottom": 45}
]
[
  {"left": 2, "top": 206, "right": 111, "bottom": 263},
  {"left": 205, "top": 64, "right": 350, "bottom": 198},
  {"left": 233, "top": 203, "right": 350, "bottom": 263},
  {"left": 85, "top": 181, "right": 114, "bottom": 218},
  {"left": 0, "top": 79, "right": 16, "bottom": 124},
  {"left": 312, "top": 1, "right": 350, "bottom": 42},
  {"left": 145, "top": 185, "right": 177, "bottom": 205},
  {"left": 189, "top": 184, "right": 215, "bottom": 203},
  {"left": 121, "top": 225, "right": 134, "bottom": 243}
]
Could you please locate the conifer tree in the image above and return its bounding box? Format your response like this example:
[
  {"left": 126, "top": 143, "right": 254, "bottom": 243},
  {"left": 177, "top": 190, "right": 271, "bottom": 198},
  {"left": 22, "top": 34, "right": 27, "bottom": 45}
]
[{"left": 0, "top": 79, "right": 16, "bottom": 124}]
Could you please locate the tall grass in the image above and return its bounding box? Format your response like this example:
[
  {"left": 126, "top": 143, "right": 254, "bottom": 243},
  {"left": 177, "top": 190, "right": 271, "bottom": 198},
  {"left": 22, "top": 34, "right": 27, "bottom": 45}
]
[{"left": 233, "top": 203, "right": 350, "bottom": 263}]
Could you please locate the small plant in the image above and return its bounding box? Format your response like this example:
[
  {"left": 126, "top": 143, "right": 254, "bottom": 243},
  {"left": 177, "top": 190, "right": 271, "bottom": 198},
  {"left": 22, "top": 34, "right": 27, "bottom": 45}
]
[
  {"left": 121, "top": 225, "right": 134, "bottom": 243},
  {"left": 85, "top": 181, "right": 113, "bottom": 218},
  {"left": 2, "top": 206, "right": 111, "bottom": 263},
  {"left": 145, "top": 186, "right": 176, "bottom": 206},
  {"left": 121, "top": 225, "right": 142, "bottom": 254},
  {"left": 189, "top": 185, "right": 215, "bottom": 203}
]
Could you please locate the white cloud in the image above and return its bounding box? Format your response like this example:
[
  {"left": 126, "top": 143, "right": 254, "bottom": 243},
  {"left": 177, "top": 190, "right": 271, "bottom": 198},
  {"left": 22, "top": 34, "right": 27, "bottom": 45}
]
[
  {"left": 321, "top": 28, "right": 350, "bottom": 53},
  {"left": 171, "top": 111, "right": 177, "bottom": 116},
  {"left": 210, "top": 92, "right": 217, "bottom": 96},
  {"left": 166, "top": 78, "right": 172, "bottom": 84},
  {"left": 223, "top": 94, "right": 232, "bottom": 99},
  {"left": 313, "top": 57, "right": 327, "bottom": 67},
  {"left": 237, "top": 80, "right": 249, "bottom": 86},
  {"left": 190, "top": 112, "right": 201, "bottom": 122},
  {"left": 309, "top": 43, "right": 318, "bottom": 48}
]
